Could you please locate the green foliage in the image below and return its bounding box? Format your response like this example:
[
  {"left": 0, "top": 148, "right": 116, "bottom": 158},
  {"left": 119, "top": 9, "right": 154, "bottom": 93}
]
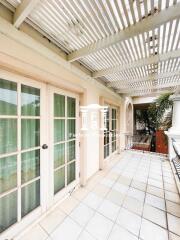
[
  {"left": 135, "top": 93, "right": 173, "bottom": 132},
  {"left": 148, "top": 93, "right": 173, "bottom": 130}
]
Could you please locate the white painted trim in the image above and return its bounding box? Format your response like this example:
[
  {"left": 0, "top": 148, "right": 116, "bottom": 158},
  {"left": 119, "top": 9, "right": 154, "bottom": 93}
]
[
  {"left": 48, "top": 85, "right": 80, "bottom": 208},
  {"left": 93, "top": 49, "right": 180, "bottom": 78},
  {"left": 109, "top": 71, "right": 180, "bottom": 88},
  {"left": 0, "top": 16, "right": 121, "bottom": 99},
  {"left": 118, "top": 79, "right": 180, "bottom": 93},
  {"left": 13, "top": 0, "right": 40, "bottom": 28},
  {"left": 0, "top": 70, "right": 47, "bottom": 239},
  {"left": 67, "top": 3, "right": 180, "bottom": 61}
]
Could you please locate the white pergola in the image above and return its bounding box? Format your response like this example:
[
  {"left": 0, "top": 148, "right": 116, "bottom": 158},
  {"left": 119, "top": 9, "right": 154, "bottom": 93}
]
[{"left": 1, "top": 0, "right": 180, "bottom": 96}]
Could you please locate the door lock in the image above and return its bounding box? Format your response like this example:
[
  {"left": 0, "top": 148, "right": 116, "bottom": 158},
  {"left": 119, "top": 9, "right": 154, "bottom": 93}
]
[{"left": 42, "top": 144, "right": 48, "bottom": 149}]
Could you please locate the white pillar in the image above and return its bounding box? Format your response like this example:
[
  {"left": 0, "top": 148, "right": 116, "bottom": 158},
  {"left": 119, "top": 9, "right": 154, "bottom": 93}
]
[
  {"left": 171, "top": 94, "right": 180, "bottom": 132},
  {"left": 165, "top": 94, "right": 180, "bottom": 160}
]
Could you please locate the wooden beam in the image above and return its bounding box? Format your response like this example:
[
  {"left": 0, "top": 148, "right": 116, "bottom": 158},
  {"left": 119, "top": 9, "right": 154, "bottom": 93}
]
[
  {"left": 118, "top": 78, "right": 180, "bottom": 93},
  {"left": 13, "top": 0, "right": 40, "bottom": 28},
  {"left": 93, "top": 49, "right": 180, "bottom": 78},
  {"left": 67, "top": 3, "right": 180, "bottom": 62},
  {"left": 107, "top": 70, "right": 180, "bottom": 87}
]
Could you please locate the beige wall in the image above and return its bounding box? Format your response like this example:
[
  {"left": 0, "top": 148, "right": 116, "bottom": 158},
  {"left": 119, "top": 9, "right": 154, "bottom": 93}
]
[
  {"left": 120, "top": 97, "right": 134, "bottom": 151},
  {"left": 0, "top": 16, "right": 123, "bottom": 181}
]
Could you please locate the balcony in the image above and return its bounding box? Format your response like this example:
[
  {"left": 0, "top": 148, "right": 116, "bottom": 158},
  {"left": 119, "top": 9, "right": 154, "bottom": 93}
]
[
  {"left": 0, "top": 0, "right": 180, "bottom": 239},
  {"left": 14, "top": 150, "right": 180, "bottom": 240}
]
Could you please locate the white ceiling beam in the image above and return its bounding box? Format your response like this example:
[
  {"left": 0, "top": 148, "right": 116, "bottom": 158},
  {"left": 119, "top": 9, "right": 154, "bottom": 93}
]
[
  {"left": 124, "top": 88, "right": 176, "bottom": 97},
  {"left": 67, "top": 3, "right": 180, "bottom": 62},
  {"left": 118, "top": 80, "right": 180, "bottom": 93},
  {"left": 13, "top": 0, "right": 40, "bottom": 28},
  {"left": 107, "top": 70, "right": 180, "bottom": 87},
  {"left": 93, "top": 49, "right": 180, "bottom": 78},
  {"left": 122, "top": 88, "right": 175, "bottom": 97}
]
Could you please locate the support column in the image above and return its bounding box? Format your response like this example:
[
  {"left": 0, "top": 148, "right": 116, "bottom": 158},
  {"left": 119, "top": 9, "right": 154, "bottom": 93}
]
[{"left": 165, "top": 93, "right": 180, "bottom": 160}]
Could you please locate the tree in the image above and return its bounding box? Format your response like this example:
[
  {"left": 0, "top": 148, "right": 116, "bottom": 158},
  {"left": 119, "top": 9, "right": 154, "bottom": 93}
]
[
  {"left": 148, "top": 93, "right": 173, "bottom": 130},
  {"left": 135, "top": 93, "right": 173, "bottom": 133}
]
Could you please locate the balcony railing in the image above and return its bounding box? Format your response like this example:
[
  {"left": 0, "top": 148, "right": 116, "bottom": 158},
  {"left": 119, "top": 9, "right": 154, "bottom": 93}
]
[
  {"left": 172, "top": 140, "right": 180, "bottom": 181},
  {"left": 125, "top": 134, "right": 152, "bottom": 152}
]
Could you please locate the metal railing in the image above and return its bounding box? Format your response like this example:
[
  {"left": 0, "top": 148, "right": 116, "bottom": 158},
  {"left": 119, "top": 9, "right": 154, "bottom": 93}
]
[{"left": 172, "top": 140, "right": 180, "bottom": 181}]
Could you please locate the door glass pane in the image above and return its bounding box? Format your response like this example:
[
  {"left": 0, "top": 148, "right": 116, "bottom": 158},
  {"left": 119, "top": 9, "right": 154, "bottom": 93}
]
[
  {"left": 67, "top": 162, "right": 75, "bottom": 185},
  {"left": 54, "top": 167, "right": 65, "bottom": 194},
  {"left": 0, "top": 79, "right": 17, "bottom": 115},
  {"left": 112, "top": 132, "right": 116, "bottom": 141},
  {"left": 54, "top": 143, "right": 65, "bottom": 168},
  {"left": 67, "top": 140, "right": 75, "bottom": 162},
  {"left": 0, "top": 155, "right": 17, "bottom": 194},
  {"left": 54, "top": 94, "right": 65, "bottom": 117},
  {"left": 54, "top": 120, "right": 65, "bottom": 142},
  {"left": 21, "top": 180, "right": 40, "bottom": 218},
  {"left": 21, "top": 119, "right": 40, "bottom": 149},
  {"left": 112, "top": 109, "right": 116, "bottom": 119},
  {"left": 0, "top": 191, "right": 17, "bottom": 233},
  {"left": 112, "top": 120, "right": 116, "bottom": 130},
  {"left": 21, "top": 150, "right": 40, "bottom": 184},
  {"left": 21, "top": 85, "right": 40, "bottom": 116},
  {"left": 0, "top": 119, "right": 17, "bottom": 154},
  {"left": 67, "top": 119, "right": 75, "bottom": 140},
  {"left": 112, "top": 141, "right": 116, "bottom": 152},
  {"left": 67, "top": 97, "right": 76, "bottom": 117},
  {"left": 104, "top": 145, "right": 110, "bottom": 159}
]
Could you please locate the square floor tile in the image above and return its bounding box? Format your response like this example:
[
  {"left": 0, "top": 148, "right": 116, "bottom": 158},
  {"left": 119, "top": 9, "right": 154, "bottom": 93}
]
[
  {"left": 106, "top": 172, "right": 120, "bottom": 181},
  {"left": 70, "top": 203, "right": 94, "bottom": 227},
  {"left": 131, "top": 180, "right": 146, "bottom": 191},
  {"left": 140, "top": 218, "right": 168, "bottom": 240},
  {"left": 165, "top": 191, "right": 180, "bottom": 204},
  {"left": 51, "top": 217, "right": 82, "bottom": 240},
  {"left": 78, "top": 230, "right": 95, "bottom": 240},
  {"left": 108, "top": 224, "right": 138, "bottom": 240},
  {"left": 148, "top": 178, "right": 163, "bottom": 189},
  {"left": 147, "top": 185, "right": 164, "bottom": 198},
  {"left": 17, "top": 225, "right": 48, "bottom": 240},
  {"left": 97, "top": 199, "right": 120, "bottom": 221},
  {"left": 92, "top": 184, "right": 110, "bottom": 198},
  {"left": 85, "top": 212, "right": 113, "bottom": 240},
  {"left": 127, "top": 187, "right": 145, "bottom": 202},
  {"left": 101, "top": 178, "right": 115, "bottom": 188},
  {"left": 164, "top": 182, "right": 178, "bottom": 193},
  {"left": 40, "top": 209, "right": 66, "bottom": 234},
  {"left": 166, "top": 200, "right": 180, "bottom": 217},
  {"left": 116, "top": 207, "right": 141, "bottom": 236},
  {"left": 112, "top": 182, "right": 129, "bottom": 194},
  {"left": 123, "top": 196, "right": 144, "bottom": 216},
  {"left": 145, "top": 193, "right": 165, "bottom": 211},
  {"left": 163, "top": 176, "right": 175, "bottom": 185},
  {"left": 106, "top": 189, "right": 125, "bottom": 206},
  {"left": 83, "top": 192, "right": 103, "bottom": 210},
  {"left": 58, "top": 197, "right": 79, "bottom": 214},
  {"left": 72, "top": 187, "right": 89, "bottom": 201},
  {"left": 167, "top": 213, "right": 180, "bottom": 236},
  {"left": 143, "top": 204, "right": 167, "bottom": 228},
  {"left": 117, "top": 176, "right": 132, "bottom": 186},
  {"left": 169, "top": 232, "right": 180, "bottom": 240}
]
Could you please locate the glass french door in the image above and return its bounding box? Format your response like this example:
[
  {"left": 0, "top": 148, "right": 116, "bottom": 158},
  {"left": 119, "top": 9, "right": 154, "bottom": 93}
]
[
  {"left": 50, "top": 87, "right": 79, "bottom": 203},
  {"left": 104, "top": 106, "right": 117, "bottom": 159},
  {"left": 0, "top": 77, "right": 46, "bottom": 234}
]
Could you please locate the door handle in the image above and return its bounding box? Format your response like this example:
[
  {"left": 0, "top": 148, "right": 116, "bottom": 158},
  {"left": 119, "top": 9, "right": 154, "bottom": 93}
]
[{"left": 42, "top": 144, "right": 48, "bottom": 149}]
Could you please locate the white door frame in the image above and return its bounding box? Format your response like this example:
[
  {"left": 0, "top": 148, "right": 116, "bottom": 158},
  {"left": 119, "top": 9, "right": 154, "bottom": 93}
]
[
  {"left": 104, "top": 104, "right": 118, "bottom": 161},
  {"left": 0, "top": 70, "right": 48, "bottom": 239},
  {"left": 48, "top": 85, "right": 80, "bottom": 207}
]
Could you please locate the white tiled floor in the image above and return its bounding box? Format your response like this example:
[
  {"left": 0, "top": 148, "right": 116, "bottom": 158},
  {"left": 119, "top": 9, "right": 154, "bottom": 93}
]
[{"left": 16, "top": 150, "right": 180, "bottom": 240}]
